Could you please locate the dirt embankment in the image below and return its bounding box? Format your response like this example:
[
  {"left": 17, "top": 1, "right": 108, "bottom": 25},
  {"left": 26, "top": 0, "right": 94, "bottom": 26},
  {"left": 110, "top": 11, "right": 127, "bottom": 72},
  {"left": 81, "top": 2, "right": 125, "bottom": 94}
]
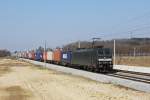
[
  {"left": 0, "top": 58, "right": 150, "bottom": 100},
  {"left": 116, "top": 56, "right": 150, "bottom": 67}
]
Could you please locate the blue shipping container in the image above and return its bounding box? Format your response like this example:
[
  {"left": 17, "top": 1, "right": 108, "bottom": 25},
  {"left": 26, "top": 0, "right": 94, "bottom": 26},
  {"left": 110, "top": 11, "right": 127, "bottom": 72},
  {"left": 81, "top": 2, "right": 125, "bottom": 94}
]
[
  {"left": 35, "top": 51, "right": 43, "bottom": 61},
  {"left": 61, "top": 51, "right": 72, "bottom": 64}
]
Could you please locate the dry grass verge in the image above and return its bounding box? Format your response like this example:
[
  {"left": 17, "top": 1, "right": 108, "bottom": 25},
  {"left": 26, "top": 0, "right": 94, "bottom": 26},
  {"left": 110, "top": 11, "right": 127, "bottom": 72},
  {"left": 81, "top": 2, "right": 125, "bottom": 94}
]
[{"left": 116, "top": 56, "right": 150, "bottom": 67}]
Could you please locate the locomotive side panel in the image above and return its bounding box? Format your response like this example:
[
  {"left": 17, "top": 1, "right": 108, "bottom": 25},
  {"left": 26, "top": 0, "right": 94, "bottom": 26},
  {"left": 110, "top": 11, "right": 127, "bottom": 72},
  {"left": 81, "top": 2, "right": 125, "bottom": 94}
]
[{"left": 71, "top": 49, "right": 96, "bottom": 66}]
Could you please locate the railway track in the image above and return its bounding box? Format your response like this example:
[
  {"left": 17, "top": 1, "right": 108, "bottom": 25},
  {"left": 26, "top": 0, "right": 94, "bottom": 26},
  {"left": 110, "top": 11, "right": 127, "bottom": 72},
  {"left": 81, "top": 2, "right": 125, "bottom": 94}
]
[
  {"left": 43, "top": 61, "right": 150, "bottom": 84},
  {"left": 22, "top": 58, "right": 150, "bottom": 84},
  {"left": 106, "top": 70, "right": 150, "bottom": 84},
  {"left": 22, "top": 59, "right": 150, "bottom": 92},
  {"left": 65, "top": 65, "right": 150, "bottom": 84}
]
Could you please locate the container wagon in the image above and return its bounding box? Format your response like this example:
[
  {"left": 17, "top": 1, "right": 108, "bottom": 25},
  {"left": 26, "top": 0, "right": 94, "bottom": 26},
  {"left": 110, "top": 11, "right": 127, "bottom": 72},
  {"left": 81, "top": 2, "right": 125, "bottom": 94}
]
[
  {"left": 52, "top": 49, "right": 62, "bottom": 64},
  {"left": 61, "top": 51, "right": 72, "bottom": 66},
  {"left": 43, "top": 51, "right": 53, "bottom": 63},
  {"left": 28, "top": 52, "right": 32, "bottom": 59},
  {"left": 35, "top": 51, "right": 43, "bottom": 61},
  {"left": 30, "top": 51, "right": 35, "bottom": 60}
]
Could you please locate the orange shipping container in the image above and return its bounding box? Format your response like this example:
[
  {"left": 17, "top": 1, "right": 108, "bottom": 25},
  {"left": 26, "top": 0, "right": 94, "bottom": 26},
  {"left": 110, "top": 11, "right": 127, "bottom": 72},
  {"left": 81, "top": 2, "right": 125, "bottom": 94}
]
[{"left": 53, "top": 49, "right": 61, "bottom": 62}]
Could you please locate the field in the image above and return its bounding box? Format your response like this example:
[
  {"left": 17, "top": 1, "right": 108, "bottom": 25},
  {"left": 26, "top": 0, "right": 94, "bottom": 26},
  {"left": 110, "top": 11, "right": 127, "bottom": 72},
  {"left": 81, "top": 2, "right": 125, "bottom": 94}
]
[
  {"left": 0, "top": 58, "right": 150, "bottom": 100},
  {"left": 116, "top": 56, "right": 150, "bottom": 67}
]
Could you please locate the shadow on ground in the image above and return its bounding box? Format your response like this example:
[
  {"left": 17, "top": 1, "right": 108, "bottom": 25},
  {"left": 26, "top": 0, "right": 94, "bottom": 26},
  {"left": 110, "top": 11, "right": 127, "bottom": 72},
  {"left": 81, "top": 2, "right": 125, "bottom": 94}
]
[{"left": 0, "top": 86, "right": 32, "bottom": 100}]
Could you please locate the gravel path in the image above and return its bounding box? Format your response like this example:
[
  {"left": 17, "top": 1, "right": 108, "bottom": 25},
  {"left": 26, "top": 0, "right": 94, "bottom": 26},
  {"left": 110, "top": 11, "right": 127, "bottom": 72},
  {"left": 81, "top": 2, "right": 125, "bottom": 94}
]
[{"left": 0, "top": 58, "right": 150, "bottom": 100}]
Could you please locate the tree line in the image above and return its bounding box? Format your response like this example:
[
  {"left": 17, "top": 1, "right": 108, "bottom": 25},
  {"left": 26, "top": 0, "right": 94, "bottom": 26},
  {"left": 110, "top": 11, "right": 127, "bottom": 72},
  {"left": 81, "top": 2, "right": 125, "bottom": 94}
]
[
  {"left": 0, "top": 49, "right": 11, "bottom": 57},
  {"left": 62, "top": 38, "right": 150, "bottom": 56},
  {"left": 35, "top": 38, "right": 150, "bottom": 56}
]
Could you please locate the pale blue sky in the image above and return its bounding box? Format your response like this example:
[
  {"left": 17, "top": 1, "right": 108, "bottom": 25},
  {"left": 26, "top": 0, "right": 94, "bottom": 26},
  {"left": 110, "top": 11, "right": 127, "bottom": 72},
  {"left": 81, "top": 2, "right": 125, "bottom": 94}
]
[{"left": 0, "top": 0, "right": 150, "bottom": 51}]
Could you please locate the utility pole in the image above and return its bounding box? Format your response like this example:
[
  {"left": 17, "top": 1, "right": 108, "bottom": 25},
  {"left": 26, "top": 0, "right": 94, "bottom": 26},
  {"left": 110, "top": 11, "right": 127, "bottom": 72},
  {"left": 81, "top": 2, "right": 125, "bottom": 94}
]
[
  {"left": 114, "top": 39, "right": 116, "bottom": 65},
  {"left": 44, "top": 41, "right": 47, "bottom": 67},
  {"left": 78, "top": 40, "right": 81, "bottom": 48}
]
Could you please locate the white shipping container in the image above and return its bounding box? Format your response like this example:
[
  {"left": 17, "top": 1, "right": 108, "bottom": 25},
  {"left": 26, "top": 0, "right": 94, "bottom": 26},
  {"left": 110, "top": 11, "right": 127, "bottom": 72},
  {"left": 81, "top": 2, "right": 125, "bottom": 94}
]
[
  {"left": 28, "top": 53, "right": 32, "bottom": 59},
  {"left": 47, "top": 51, "right": 53, "bottom": 61},
  {"left": 63, "top": 54, "right": 67, "bottom": 59}
]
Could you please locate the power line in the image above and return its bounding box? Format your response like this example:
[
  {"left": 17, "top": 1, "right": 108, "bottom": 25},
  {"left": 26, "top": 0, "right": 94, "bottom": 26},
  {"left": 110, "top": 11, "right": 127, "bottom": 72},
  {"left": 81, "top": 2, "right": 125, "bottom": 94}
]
[
  {"left": 127, "top": 26, "right": 150, "bottom": 32},
  {"left": 109, "top": 11, "right": 150, "bottom": 36},
  {"left": 94, "top": 11, "right": 150, "bottom": 40},
  {"left": 127, "top": 11, "right": 150, "bottom": 22},
  {"left": 115, "top": 11, "right": 150, "bottom": 28}
]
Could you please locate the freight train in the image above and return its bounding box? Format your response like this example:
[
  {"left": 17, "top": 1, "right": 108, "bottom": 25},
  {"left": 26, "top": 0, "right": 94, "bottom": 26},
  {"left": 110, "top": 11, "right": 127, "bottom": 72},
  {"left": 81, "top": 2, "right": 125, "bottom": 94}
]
[{"left": 18, "top": 47, "right": 113, "bottom": 72}]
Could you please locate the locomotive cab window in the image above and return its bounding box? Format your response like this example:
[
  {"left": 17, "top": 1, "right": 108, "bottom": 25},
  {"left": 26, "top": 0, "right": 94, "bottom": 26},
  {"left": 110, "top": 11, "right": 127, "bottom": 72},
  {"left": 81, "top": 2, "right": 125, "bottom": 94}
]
[
  {"left": 98, "top": 48, "right": 112, "bottom": 57},
  {"left": 104, "top": 49, "right": 112, "bottom": 58},
  {"left": 98, "top": 49, "right": 103, "bottom": 56}
]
